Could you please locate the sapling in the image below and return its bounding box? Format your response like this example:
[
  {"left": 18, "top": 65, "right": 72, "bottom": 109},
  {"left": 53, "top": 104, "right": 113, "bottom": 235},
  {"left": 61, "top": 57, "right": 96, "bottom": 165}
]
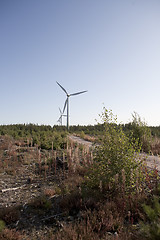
[{"left": 84, "top": 108, "right": 143, "bottom": 194}]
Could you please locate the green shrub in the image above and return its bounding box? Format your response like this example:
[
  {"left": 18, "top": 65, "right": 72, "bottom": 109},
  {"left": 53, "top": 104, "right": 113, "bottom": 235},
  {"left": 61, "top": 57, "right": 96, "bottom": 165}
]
[
  {"left": 80, "top": 131, "right": 85, "bottom": 139},
  {"left": 128, "top": 112, "right": 152, "bottom": 153},
  {"left": 0, "top": 220, "right": 5, "bottom": 232},
  {"left": 141, "top": 197, "right": 160, "bottom": 240},
  {"left": 83, "top": 108, "right": 142, "bottom": 193}
]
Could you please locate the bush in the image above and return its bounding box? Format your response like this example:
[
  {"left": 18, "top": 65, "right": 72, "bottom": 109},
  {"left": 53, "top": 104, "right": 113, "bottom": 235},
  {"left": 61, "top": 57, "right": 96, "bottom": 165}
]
[
  {"left": 0, "top": 220, "right": 5, "bottom": 232},
  {"left": 128, "top": 112, "right": 152, "bottom": 153},
  {"left": 141, "top": 196, "right": 160, "bottom": 240},
  {"left": 0, "top": 206, "right": 20, "bottom": 225},
  {"left": 83, "top": 108, "right": 143, "bottom": 194}
]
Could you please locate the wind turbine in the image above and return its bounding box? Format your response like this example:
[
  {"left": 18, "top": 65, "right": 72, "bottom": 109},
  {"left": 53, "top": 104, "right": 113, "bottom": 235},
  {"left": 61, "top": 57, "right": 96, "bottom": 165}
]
[
  {"left": 56, "top": 81, "right": 87, "bottom": 130},
  {"left": 57, "top": 107, "right": 67, "bottom": 125}
]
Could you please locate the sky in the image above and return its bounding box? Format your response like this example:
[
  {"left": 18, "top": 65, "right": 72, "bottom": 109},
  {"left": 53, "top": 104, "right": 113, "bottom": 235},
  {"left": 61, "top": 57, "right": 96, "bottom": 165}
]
[{"left": 0, "top": 0, "right": 160, "bottom": 127}]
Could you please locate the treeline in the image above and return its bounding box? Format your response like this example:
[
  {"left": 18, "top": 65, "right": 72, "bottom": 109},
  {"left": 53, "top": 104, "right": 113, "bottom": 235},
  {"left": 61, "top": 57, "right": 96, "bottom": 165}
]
[
  {"left": 150, "top": 126, "right": 160, "bottom": 138},
  {"left": 0, "top": 124, "right": 105, "bottom": 139},
  {"left": 0, "top": 123, "right": 160, "bottom": 139},
  {"left": 0, "top": 124, "right": 67, "bottom": 150},
  {"left": 69, "top": 124, "right": 105, "bottom": 136},
  {"left": 122, "top": 123, "right": 160, "bottom": 138},
  {"left": 0, "top": 122, "right": 160, "bottom": 151},
  {"left": 70, "top": 124, "right": 160, "bottom": 138}
]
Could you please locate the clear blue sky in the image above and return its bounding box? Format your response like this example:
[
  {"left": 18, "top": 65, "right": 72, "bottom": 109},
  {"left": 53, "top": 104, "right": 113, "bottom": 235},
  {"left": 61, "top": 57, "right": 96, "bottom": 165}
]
[{"left": 0, "top": 0, "right": 160, "bottom": 126}]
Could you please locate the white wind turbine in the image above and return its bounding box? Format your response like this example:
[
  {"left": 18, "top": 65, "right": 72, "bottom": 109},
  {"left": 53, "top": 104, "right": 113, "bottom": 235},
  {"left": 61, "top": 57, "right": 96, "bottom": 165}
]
[
  {"left": 57, "top": 107, "right": 67, "bottom": 126},
  {"left": 56, "top": 81, "right": 87, "bottom": 130}
]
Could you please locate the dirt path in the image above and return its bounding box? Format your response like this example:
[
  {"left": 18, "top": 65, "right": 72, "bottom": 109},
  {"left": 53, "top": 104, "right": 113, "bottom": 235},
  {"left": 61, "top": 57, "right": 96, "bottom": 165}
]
[
  {"left": 68, "top": 135, "right": 94, "bottom": 148},
  {"left": 141, "top": 154, "right": 160, "bottom": 171}
]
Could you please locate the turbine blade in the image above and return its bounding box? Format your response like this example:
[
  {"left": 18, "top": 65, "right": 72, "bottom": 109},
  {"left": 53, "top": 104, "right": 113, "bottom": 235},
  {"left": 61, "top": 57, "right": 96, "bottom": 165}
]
[
  {"left": 63, "top": 98, "right": 67, "bottom": 113},
  {"left": 56, "top": 81, "right": 68, "bottom": 95},
  {"left": 70, "top": 90, "right": 87, "bottom": 96},
  {"left": 57, "top": 115, "right": 61, "bottom": 121},
  {"left": 59, "top": 107, "right": 62, "bottom": 114}
]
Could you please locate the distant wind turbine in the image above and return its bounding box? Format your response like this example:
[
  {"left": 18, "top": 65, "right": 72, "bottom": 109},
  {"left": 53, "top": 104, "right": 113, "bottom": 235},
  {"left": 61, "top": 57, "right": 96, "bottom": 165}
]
[
  {"left": 57, "top": 107, "right": 67, "bottom": 126},
  {"left": 56, "top": 81, "right": 87, "bottom": 130}
]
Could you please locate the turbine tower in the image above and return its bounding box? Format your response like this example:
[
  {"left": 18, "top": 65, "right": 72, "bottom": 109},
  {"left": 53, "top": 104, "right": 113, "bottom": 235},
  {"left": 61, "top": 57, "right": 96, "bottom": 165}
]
[{"left": 56, "top": 81, "right": 87, "bottom": 130}]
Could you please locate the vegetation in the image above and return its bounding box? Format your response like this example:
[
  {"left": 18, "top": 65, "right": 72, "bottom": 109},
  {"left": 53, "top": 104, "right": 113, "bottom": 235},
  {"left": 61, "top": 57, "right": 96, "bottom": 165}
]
[
  {"left": 0, "top": 124, "right": 67, "bottom": 150},
  {"left": 141, "top": 196, "right": 160, "bottom": 240},
  {"left": 0, "top": 108, "right": 160, "bottom": 239},
  {"left": 122, "top": 112, "right": 152, "bottom": 153},
  {"left": 0, "top": 113, "right": 160, "bottom": 153},
  {"left": 83, "top": 109, "right": 142, "bottom": 193}
]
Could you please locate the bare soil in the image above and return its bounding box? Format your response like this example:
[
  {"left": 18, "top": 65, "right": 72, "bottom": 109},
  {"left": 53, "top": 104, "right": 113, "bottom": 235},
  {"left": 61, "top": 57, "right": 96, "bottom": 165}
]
[{"left": 0, "top": 136, "right": 68, "bottom": 239}]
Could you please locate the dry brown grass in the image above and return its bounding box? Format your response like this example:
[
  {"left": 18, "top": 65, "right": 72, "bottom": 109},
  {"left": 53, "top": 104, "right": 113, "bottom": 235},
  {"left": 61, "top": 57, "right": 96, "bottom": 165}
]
[
  {"left": 53, "top": 200, "right": 146, "bottom": 240},
  {"left": 151, "top": 136, "right": 160, "bottom": 155},
  {"left": 0, "top": 228, "right": 23, "bottom": 240},
  {"left": 43, "top": 188, "right": 57, "bottom": 197}
]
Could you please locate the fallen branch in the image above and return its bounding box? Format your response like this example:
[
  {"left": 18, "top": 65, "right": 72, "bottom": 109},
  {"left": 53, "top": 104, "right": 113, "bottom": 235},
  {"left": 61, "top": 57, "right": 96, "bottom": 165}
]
[
  {"left": 1, "top": 185, "right": 25, "bottom": 193},
  {"left": 42, "top": 212, "right": 66, "bottom": 222}
]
